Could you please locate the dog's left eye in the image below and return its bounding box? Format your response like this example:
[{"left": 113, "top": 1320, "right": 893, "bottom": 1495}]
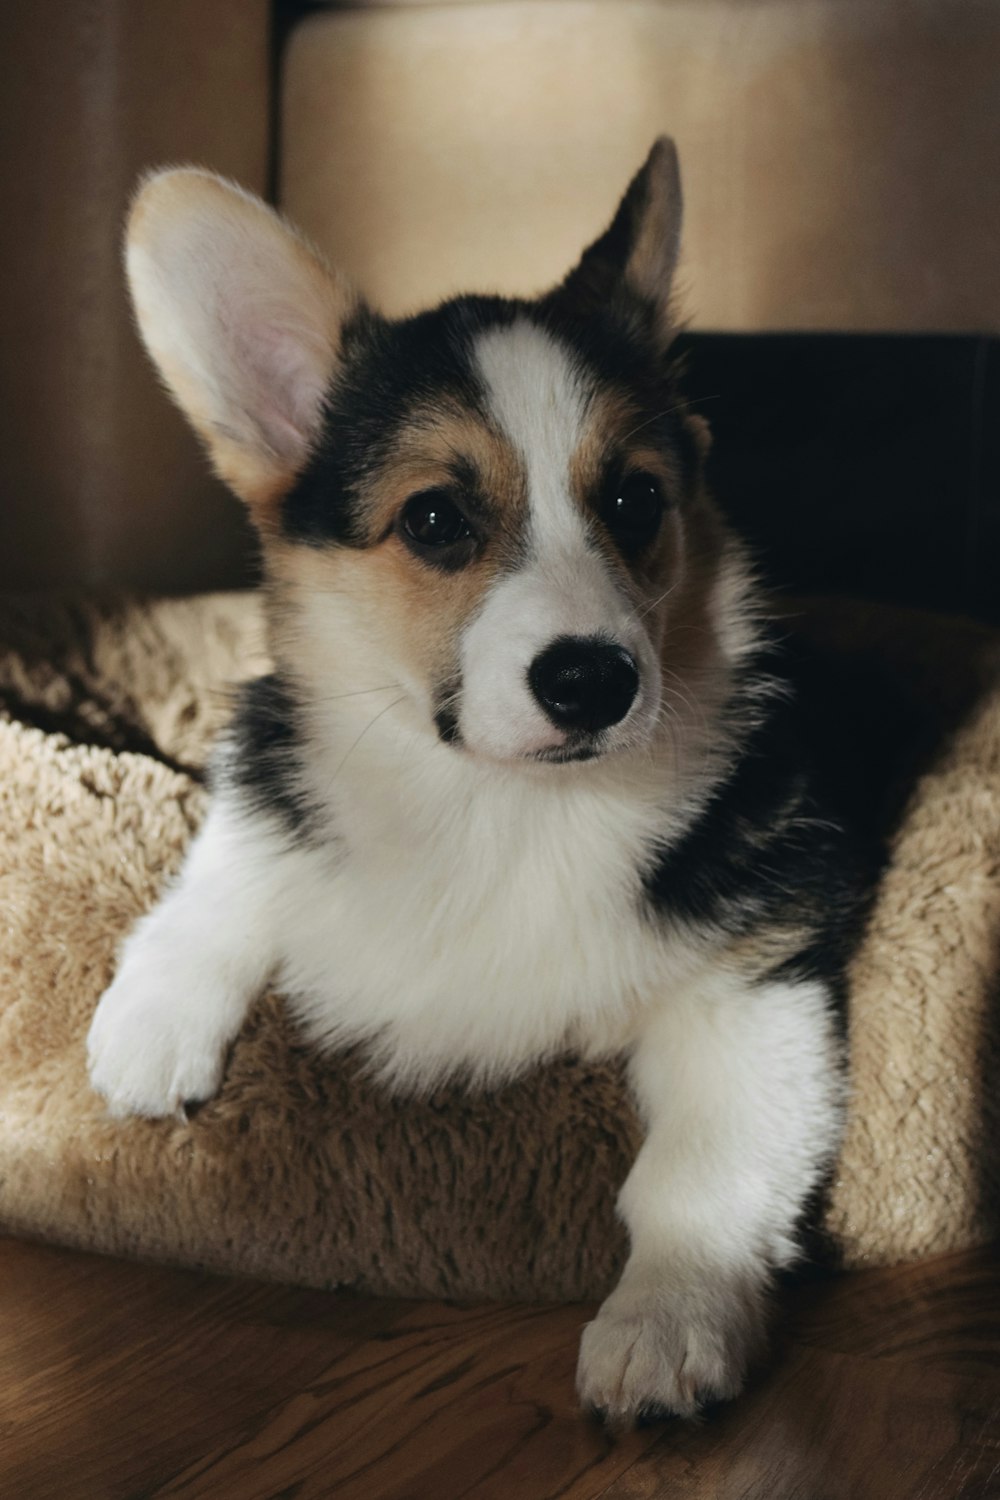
[
  {"left": 400, "top": 491, "right": 474, "bottom": 551},
  {"left": 602, "top": 471, "right": 666, "bottom": 555}
]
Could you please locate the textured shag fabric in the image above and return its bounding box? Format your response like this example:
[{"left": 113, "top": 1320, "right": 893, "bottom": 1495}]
[{"left": 0, "top": 592, "right": 997, "bottom": 1298}]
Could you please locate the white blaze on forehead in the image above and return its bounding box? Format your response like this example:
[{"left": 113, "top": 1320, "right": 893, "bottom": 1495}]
[
  {"left": 473, "top": 320, "right": 592, "bottom": 555},
  {"left": 457, "top": 320, "right": 661, "bottom": 761}
]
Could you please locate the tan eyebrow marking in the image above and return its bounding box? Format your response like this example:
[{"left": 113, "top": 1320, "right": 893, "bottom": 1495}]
[
  {"left": 569, "top": 387, "right": 681, "bottom": 513},
  {"left": 348, "top": 400, "right": 530, "bottom": 556}
]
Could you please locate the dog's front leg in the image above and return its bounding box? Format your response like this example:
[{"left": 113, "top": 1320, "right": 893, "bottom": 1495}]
[
  {"left": 576, "top": 974, "right": 844, "bottom": 1423},
  {"left": 87, "top": 794, "right": 281, "bottom": 1119}
]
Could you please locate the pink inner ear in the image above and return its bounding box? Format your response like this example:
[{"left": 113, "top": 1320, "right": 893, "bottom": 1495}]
[{"left": 229, "top": 309, "right": 331, "bottom": 466}]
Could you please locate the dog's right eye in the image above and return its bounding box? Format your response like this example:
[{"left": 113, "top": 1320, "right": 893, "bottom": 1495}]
[
  {"left": 399, "top": 491, "right": 476, "bottom": 565},
  {"left": 601, "top": 470, "right": 666, "bottom": 557}
]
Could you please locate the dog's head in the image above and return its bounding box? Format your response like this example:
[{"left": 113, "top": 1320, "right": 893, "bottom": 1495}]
[{"left": 127, "top": 142, "right": 745, "bottom": 767}]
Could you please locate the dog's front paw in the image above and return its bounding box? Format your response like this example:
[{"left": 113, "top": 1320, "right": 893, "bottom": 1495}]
[
  {"left": 87, "top": 963, "right": 233, "bottom": 1120},
  {"left": 576, "top": 1269, "right": 766, "bottom": 1425}
]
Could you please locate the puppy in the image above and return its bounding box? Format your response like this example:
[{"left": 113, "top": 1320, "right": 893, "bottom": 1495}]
[{"left": 87, "top": 140, "right": 873, "bottom": 1424}]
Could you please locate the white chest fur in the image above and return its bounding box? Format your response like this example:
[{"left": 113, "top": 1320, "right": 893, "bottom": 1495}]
[{"left": 264, "top": 727, "right": 710, "bottom": 1088}]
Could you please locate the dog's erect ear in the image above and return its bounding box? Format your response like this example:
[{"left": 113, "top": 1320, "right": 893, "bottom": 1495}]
[
  {"left": 552, "top": 137, "right": 682, "bottom": 348},
  {"left": 126, "top": 169, "right": 358, "bottom": 514}
]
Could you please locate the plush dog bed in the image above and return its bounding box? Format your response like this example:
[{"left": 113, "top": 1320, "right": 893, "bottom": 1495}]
[{"left": 1, "top": 592, "right": 998, "bottom": 1299}]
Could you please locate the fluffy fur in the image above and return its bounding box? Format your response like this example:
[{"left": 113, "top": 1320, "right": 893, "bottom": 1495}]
[{"left": 87, "top": 141, "right": 876, "bottom": 1423}]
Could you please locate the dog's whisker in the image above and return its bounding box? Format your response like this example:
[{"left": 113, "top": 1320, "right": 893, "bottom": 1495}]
[
  {"left": 329, "top": 696, "right": 407, "bottom": 784},
  {"left": 315, "top": 683, "right": 404, "bottom": 705},
  {"left": 637, "top": 583, "right": 678, "bottom": 620},
  {"left": 658, "top": 678, "right": 710, "bottom": 742},
  {"left": 618, "top": 395, "right": 721, "bottom": 446}
]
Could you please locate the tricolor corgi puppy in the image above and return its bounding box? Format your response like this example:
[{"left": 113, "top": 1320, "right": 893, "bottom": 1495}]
[{"left": 88, "top": 140, "right": 873, "bottom": 1424}]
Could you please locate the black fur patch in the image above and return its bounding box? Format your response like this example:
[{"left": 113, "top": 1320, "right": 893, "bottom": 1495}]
[
  {"left": 220, "top": 673, "right": 317, "bottom": 837},
  {"left": 282, "top": 298, "right": 520, "bottom": 547},
  {"left": 433, "top": 689, "right": 463, "bottom": 747},
  {"left": 643, "top": 634, "right": 886, "bottom": 999},
  {"left": 537, "top": 279, "right": 703, "bottom": 496},
  {"left": 540, "top": 254, "right": 702, "bottom": 495}
]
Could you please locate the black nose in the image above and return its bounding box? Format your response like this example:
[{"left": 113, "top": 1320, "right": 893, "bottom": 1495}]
[{"left": 529, "top": 637, "right": 640, "bottom": 734}]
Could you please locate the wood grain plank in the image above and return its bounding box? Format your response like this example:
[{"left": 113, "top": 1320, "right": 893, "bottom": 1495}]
[
  {"left": 154, "top": 1304, "right": 660, "bottom": 1500},
  {"left": 0, "top": 1238, "right": 997, "bottom": 1500}
]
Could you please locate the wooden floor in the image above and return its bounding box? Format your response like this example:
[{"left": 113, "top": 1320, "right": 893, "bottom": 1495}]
[{"left": 0, "top": 1238, "right": 998, "bottom": 1499}]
